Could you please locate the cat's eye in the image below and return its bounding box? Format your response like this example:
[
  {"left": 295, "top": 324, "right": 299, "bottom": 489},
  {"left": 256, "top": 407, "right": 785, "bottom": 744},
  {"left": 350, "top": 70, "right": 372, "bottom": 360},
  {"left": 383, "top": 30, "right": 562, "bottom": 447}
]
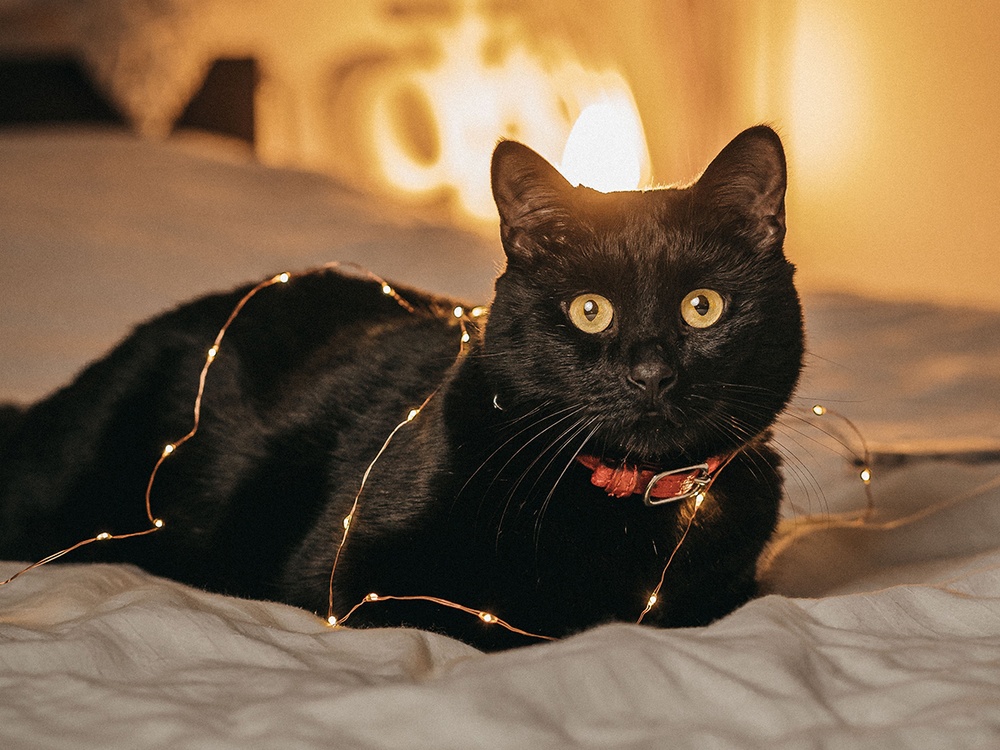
[
  {"left": 681, "top": 288, "right": 725, "bottom": 328},
  {"left": 567, "top": 293, "right": 614, "bottom": 334}
]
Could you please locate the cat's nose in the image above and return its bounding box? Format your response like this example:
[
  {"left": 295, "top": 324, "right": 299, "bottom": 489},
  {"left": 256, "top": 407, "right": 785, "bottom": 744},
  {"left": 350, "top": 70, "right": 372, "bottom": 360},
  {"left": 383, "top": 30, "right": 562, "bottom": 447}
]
[{"left": 627, "top": 361, "right": 678, "bottom": 400}]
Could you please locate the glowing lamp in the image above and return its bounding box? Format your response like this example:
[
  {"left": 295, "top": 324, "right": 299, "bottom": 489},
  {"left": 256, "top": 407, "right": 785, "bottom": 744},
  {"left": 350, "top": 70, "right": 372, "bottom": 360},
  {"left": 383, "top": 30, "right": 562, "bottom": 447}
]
[{"left": 559, "top": 95, "right": 649, "bottom": 192}]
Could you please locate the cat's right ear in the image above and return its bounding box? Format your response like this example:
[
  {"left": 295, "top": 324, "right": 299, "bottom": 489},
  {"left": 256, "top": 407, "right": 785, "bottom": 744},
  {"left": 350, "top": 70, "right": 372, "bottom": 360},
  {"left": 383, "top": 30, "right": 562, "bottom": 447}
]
[{"left": 491, "top": 140, "right": 574, "bottom": 262}]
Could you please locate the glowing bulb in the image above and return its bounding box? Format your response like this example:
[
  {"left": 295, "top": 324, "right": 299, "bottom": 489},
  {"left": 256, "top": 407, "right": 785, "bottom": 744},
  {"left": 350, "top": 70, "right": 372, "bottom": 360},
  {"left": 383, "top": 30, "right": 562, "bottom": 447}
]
[
  {"left": 382, "top": 284, "right": 393, "bottom": 295},
  {"left": 812, "top": 405, "right": 827, "bottom": 416},
  {"left": 453, "top": 306, "right": 464, "bottom": 318},
  {"left": 153, "top": 519, "right": 164, "bottom": 528},
  {"left": 694, "top": 493, "right": 706, "bottom": 508},
  {"left": 327, "top": 615, "right": 338, "bottom": 626},
  {"left": 96, "top": 532, "right": 111, "bottom": 541},
  {"left": 278, "top": 273, "right": 290, "bottom": 283},
  {"left": 860, "top": 468, "right": 872, "bottom": 484},
  {"left": 560, "top": 95, "right": 648, "bottom": 192},
  {"left": 646, "top": 593, "right": 658, "bottom": 607},
  {"left": 407, "top": 409, "right": 419, "bottom": 421},
  {"left": 162, "top": 444, "right": 175, "bottom": 456},
  {"left": 471, "top": 307, "right": 485, "bottom": 318},
  {"left": 478, "top": 612, "right": 495, "bottom": 624},
  {"left": 343, "top": 515, "right": 352, "bottom": 530},
  {"left": 207, "top": 346, "right": 218, "bottom": 360},
  {"left": 461, "top": 332, "right": 471, "bottom": 343},
  {"left": 366, "top": 592, "right": 379, "bottom": 602}
]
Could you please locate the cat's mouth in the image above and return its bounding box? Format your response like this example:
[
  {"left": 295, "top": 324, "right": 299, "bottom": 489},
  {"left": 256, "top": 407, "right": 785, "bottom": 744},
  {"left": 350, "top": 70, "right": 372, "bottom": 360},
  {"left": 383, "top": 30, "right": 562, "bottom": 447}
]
[
  {"left": 585, "top": 404, "right": 732, "bottom": 468},
  {"left": 637, "top": 408, "right": 681, "bottom": 428}
]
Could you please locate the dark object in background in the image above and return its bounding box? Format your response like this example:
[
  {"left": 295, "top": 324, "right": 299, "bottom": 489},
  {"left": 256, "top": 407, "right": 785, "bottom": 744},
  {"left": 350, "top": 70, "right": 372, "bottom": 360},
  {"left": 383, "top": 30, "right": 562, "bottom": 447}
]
[
  {"left": 0, "top": 57, "right": 124, "bottom": 126},
  {"left": 175, "top": 58, "right": 256, "bottom": 145},
  {"left": 0, "top": 56, "right": 256, "bottom": 147}
]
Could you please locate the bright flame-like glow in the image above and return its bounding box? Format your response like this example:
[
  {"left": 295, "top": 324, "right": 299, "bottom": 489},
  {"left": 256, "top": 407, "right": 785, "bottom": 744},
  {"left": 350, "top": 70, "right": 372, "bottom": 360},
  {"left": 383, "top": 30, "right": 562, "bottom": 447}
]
[
  {"left": 559, "top": 95, "right": 648, "bottom": 192},
  {"left": 788, "top": 2, "right": 867, "bottom": 178},
  {"left": 370, "top": 6, "right": 649, "bottom": 220}
]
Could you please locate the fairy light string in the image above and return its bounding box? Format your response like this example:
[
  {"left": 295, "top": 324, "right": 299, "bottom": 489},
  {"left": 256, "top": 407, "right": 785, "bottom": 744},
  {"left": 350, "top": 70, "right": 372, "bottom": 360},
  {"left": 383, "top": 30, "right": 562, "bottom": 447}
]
[
  {"left": 810, "top": 404, "right": 875, "bottom": 520},
  {"left": 0, "top": 262, "right": 877, "bottom": 644},
  {"left": 325, "top": 388, "right": 438, "bottom": 627},
  {"left": 337, "top": 593, "right": 556, "bottom": 641},
  {"left": 0, "top": 270, "right": 294, "bottom": 588},
  {"left": 635, "top": 451, "right": 741, "bottom": 624},
  {"left": 636, "top": 492, "right": 704, "bottom": 623}
]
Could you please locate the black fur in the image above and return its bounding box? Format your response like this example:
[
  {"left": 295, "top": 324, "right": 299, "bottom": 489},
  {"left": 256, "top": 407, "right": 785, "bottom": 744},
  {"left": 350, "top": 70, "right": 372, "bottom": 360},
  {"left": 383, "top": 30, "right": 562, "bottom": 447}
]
[
  {"left": 0, "top": 404, "right": 24, "bottom": 452},
  {"left": 0, "top": 127, "right": 803, "bottom": 650}
]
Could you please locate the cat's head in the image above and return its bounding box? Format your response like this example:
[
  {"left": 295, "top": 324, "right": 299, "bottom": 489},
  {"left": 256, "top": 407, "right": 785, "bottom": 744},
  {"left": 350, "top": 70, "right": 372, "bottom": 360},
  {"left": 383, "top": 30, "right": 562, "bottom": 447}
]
[{"left": 484, "top": 126, "right": 803, "bottom": 464}]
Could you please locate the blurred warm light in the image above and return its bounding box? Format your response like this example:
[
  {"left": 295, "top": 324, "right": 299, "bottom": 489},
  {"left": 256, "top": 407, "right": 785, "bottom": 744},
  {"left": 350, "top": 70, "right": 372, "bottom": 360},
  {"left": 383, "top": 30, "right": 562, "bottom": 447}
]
[
  {"left": 369, "top": 7, "right": 649, "bottom": 220},
  {"left": 559, "top": 95, "right": 648, "bottom": 192},
  {"left": 787, "top": 1, "right": 867, "bottom": 178}
]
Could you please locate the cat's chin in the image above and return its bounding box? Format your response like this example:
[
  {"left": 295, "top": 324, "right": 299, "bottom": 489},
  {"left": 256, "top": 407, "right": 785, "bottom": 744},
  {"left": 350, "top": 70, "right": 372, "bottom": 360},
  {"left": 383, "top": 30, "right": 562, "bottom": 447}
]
[
  {"left": 595, "top": 406, "right": 753, "bottom": 466},
  {"left": 589, "top": 422, "right": 699, "bottom": 467},
  {"left": 639, "top": 408, "right": 682, "bottom": 428}
]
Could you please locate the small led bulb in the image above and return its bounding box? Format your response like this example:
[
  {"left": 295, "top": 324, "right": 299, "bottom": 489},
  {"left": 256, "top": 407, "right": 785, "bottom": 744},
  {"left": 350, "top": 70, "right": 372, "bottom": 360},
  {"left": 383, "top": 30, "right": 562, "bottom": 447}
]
[
  {"left": 96, "top": 532, "right": 112, "bottom": 541},
  {"left": 207, "top": 346, "right": 218, "bottom": 360},
  {"left": 860, "top": 468, "right": 872, "bottom": 484},
  {"left": 453, "top": 306, "right": 464, "bottom": 318},
  {"left": 162, "top": 444, "right": 175, "bottom": 456},
  {"left": 694, "top": 493, "right": 706, "bottom": 508},
  {"left": 327, "top": 615, "right": 338, "bottom": 627},
  {"left": 278, "top": 273, "right": 290, "bottom": 283},
  {"left": 470, "top": 307, "right": 485, "bottom": 318},
  {"left": 342, "top": 515, "right": 352, "bottom": 530},
  {"left": 382, "top": 284, "right": 393, "bottom": 295},
  {"left": 153, "top": 519, "right": 164, "bottom": 528},
  {"left": 478, "top": 612, "right": 495, "bottom": 624},
  {"left": 366, "top": 593, "right": 379, "bottom": 602},
  {"left": 647, "top": 593, "right": 658, "bottom": 607},
  {"left": 407, "top": 409, "right": 419, "bottom": 421},
  {"left": 461, "top": 332, "right": 471, "bottom": 343},
  {"left": 812, "top": 405, "right": 827, "bottom": 416}
]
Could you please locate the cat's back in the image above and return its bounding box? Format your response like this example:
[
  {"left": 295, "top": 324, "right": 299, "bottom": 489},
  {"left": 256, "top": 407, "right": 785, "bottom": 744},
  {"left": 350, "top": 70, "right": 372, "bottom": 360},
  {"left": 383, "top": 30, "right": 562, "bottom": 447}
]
[{"left": 0, "top": 269, "right": 470, "bottom": 569}]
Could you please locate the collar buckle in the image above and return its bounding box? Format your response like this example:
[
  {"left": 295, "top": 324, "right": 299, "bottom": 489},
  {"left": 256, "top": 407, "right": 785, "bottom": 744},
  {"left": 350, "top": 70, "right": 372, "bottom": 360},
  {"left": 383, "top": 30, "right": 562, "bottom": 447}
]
[{"left": 642, "top": 463, "right": 711, "bottom": 507}]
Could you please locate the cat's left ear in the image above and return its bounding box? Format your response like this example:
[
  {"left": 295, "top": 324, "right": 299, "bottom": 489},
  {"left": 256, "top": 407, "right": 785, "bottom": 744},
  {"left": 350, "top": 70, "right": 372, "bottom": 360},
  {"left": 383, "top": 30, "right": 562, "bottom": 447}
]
[
  {"left": 694, "top": 125, "right": 787, "bottom": 250},
  {"left": 491, "top": 140, "right": 575, "bottom": 262}
]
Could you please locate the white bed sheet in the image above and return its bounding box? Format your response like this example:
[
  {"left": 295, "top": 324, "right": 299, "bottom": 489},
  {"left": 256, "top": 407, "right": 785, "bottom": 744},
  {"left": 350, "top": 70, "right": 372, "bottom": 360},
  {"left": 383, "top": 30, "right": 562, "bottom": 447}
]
[
  {"left": 3, "top": 525, "right": 999, "bottom": 750},
  {"left": 2, "top": 128, "right": 1000, "bottom": 748}
]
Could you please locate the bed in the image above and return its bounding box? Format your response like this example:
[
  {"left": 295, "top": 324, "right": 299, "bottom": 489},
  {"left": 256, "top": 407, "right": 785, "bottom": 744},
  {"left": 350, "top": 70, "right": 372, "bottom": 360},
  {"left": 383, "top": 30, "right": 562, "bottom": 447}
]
[{"left": 2, "top": 126, "right": 1000, "bottom": 748}]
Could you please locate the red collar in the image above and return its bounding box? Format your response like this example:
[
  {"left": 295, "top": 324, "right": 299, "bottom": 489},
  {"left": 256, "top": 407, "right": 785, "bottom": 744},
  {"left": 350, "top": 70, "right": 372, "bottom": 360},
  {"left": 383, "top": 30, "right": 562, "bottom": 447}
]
[{"left": 577, "top": 454, "right": 729, "bottom": 505}]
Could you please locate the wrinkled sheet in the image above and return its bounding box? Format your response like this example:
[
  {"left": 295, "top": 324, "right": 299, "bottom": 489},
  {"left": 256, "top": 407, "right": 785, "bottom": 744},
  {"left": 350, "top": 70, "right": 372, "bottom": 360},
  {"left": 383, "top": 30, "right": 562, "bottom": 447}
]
[{"left": 2, "top": 128, "right": 1000, "bottom": 748}]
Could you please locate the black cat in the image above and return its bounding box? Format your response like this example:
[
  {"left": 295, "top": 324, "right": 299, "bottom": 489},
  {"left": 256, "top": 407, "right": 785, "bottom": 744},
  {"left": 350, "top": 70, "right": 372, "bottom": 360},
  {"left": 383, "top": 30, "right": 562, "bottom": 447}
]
[{"left": 0, "top": 126, "right": 803, "bottom": 651}]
